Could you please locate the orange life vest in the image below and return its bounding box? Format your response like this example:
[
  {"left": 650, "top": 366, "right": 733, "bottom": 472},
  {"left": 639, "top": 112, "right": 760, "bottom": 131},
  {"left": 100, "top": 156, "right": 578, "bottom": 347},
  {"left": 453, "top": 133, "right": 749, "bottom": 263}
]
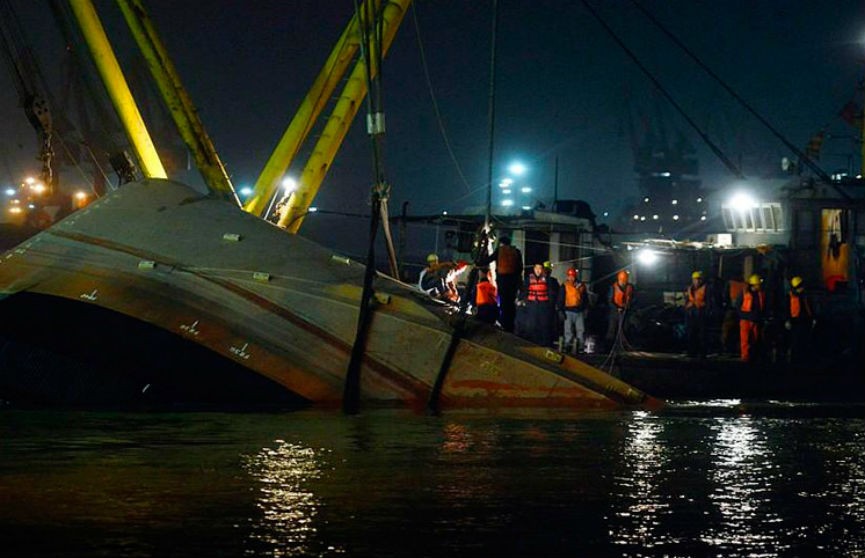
[
  {"left": 527, "top": 274, "right": 550, "bottom": 302},
  {"left": 789, "top": 292, "right": 810, "bottom": 318},
  {"left": 740, "top": 290, "right": 764, "bottom": 314},
  {"left": 564, "top": 282, "right": 585, "bottom": 308},
  {"left": 687, "top": 284, "right": 707, "bottom": 309},
  {"left": 476, "top": 281, "right": 497, "bottom": 306},
  {"left": 612, "top": 282, "right": 633, "bottom": 309},
  {"left": 496, "top": 245, "right": 521, "bottom": 275}
]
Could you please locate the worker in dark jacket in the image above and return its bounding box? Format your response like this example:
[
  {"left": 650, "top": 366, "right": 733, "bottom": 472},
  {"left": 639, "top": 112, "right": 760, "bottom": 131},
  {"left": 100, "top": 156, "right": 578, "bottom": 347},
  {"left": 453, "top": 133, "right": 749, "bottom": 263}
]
[
  {"left": 558, "top": 267, "right": 588, "bottom": 353},
  {"left": 522, "top": 263, "right": 554, "bottom": 346},
  {"left": 785, "top": 275, "right": 815, "bottom": 366},
  {"left": 478, "top": 235, "right": 523, "bottom": 332},
  {"left": 735, "top": 273, "right": 766, "bottom": 363},
  {"left": 685, "top": 270, "right": 709, "bottom": 358}
]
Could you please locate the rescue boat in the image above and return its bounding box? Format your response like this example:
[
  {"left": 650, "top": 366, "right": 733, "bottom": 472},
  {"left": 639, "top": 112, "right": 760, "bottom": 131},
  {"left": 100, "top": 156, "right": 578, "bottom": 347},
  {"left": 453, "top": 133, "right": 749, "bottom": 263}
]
[{"left": 0, "top": 179, "right": 661, "bottom": 411}]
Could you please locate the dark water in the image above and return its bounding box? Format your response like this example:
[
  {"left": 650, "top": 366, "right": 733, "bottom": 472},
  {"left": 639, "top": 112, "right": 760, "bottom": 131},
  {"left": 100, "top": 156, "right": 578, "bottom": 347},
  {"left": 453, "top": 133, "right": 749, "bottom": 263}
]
[{"left": 1, "top": 401, "right": 864, "bottom": 557}]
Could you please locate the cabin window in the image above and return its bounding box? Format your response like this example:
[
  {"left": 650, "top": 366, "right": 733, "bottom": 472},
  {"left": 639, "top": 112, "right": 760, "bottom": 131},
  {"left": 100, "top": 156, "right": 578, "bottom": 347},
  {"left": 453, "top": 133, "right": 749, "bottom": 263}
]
[{"left": 721, "top": 202, "right": 784, "bottom": 233}]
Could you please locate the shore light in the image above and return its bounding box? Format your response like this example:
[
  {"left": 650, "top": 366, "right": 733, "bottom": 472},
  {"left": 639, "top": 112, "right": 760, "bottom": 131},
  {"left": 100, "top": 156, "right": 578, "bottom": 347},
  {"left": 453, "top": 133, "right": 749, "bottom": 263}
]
[
  {"left": 637, "top": 249, "right": 658, "bottom": 266},
  {"left": 4, "top": 188, "right": 15, "bottom": 196},
  {"left": 501, "top": 199, "right": 514, "bottom": 207},
  {"left": 507, "top": 162, "right": 527, "bottom": 176},
  {"left": 729, "top": 191, "right": 757, "bottom": 213},
  {"left": 520, "top": 186, "right": 532, "bottom": 193}
]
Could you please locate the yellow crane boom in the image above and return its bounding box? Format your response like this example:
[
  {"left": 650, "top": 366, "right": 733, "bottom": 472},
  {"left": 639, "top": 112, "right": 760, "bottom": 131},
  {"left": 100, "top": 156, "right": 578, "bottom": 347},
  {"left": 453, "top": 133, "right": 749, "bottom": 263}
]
[
  {"left": 277, "top": 0, "right": 411, "bottom": 232},
  {"left": 116, "top": 0, "right": 239, "bottom": 205},
  {"left": 243, "top": 0, "right": 378, "bottom": 217},
  {"left": 68, "top": 0, "right": 166, "bottom": 179}
]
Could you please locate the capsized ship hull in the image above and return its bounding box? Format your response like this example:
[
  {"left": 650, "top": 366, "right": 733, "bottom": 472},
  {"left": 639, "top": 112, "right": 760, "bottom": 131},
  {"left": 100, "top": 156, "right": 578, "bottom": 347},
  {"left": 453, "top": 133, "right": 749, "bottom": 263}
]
[{"left": 0, "top": 180, "right": 661, "bottom": 410}]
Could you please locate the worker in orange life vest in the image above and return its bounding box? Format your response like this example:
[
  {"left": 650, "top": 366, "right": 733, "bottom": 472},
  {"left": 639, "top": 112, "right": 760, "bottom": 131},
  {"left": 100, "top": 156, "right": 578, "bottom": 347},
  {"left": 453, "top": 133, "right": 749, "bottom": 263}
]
[
  {"left": 474, "top": 268, "right": 499, "bottom": 325},
  {"left": 558, "top": 267, "right": 588, "bottom": 353},
  {"left": 606, "top": 269, "right": 634, "bottom": 348},
  {"left": 478, "top": 235, "right": 523, "bottom": 333},
  {"left": 685, "top": 270, "right": 709, "bottom": 358},
  {"left": 735, "top": 273, "right": 766, "bottom": 363},
  {"left": 785, "top": 275, "right": 815, "bottom": 365},
  {"left": 523, "top": 263, "right": 555, "bottom": 346}
]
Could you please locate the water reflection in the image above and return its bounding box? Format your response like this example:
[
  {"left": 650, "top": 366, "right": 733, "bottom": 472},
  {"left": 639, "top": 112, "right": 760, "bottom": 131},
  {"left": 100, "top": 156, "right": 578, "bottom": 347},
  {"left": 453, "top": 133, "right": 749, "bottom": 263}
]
[
  {"left": 244, "top": 439, "right": 341, "bottom": 557},
  {"left": 702, "top": 416, "right": 784, "bottom": 554},
  {"left": 610, "top": 410, "right": 672, "bottom": 551}
]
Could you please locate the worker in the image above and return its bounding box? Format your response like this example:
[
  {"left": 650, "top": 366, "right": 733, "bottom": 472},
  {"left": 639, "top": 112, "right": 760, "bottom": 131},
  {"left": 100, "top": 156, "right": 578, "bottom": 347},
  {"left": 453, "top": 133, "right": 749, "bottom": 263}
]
[
  {"left": 558, "top": 267, "right": 588, "bottom": 354},
  {"left": 474, "top": 268, "right": 499, "bottom": 325},
  {"left": 684, "top": 270, "right": 709, "bottom": 358},
  {"left": 478, "top": 235, "right": 523, "bottom": 332},
  {"left": 606, "top": 269, "right": 634, "bottom": 350},
  {"left": 543, "top": 261, "right": 561, "bottom": 345},
  {"left": 523, "top": 263, "right": 555, "bottom": 346},
  {"left": 722, "top": 276, "right": 747, "bottom": 355},
  {"left": 735, "top": 273, "right": 766, "bottom": 363},
  {"left": 785, "top": 275, "right": 815, "bottom": 366},
  {"left": 418, "top": 253, "right": 457, "bottom": 301}
]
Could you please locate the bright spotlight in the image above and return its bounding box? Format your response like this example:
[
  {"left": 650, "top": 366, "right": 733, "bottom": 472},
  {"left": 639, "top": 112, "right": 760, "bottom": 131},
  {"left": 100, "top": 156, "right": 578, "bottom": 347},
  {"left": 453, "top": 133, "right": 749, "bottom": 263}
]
[
  {"left": 4, "top": 188, "right": 15, "bottom": 196},
  {"left": 520, "top": 186, "right": 532, "bottom": 193},
  {"left": 239, "top": 186, "right": 253, "bottom": 196},
  {"left": 729, "top": 191, "right": 757, "bottom": 213},
  {"left": 308, "top": 206, "right": 318, "bottom": 213},
  {"left": 507, "top": 162, "right": 527, "bottom": 176},
  {"left": 281, "top": 177, "right": 297, "bottom": 193},
  {"left": 501, "top": 199, "right": 514, "bottom": 207},
  {"left": 637, "top": 249, "right": 658, "bottom": 266}
]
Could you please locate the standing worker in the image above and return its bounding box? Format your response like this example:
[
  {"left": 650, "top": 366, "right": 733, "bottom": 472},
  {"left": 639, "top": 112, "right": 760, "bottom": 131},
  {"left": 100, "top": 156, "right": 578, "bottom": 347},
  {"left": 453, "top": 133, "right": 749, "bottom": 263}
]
[
  {"left": 785, "top": 276, "right": 815, "bottom": 366},
  {"left": 479, "top": 235, "right": 523, "bottom": 332},
  {"left": 523, "top": 263, "right": 555, "bottom": 346},
  {"left": 558, "top": 267, "right": 588, "bottom": 354},
  {"left": 543, "top": 261, "right": 561, "bottom": 345},
  {"left": 684, "top": 270, "right": 709, "bottom": 358},
  {"left": 474, "top": 269, "right": 499, "bottom": 325},
  {"left": 606, "top": 270, "right": 635, "bottom": 350},
  {"left": 735, "top": 273, "right": 766, "bottom": 363}
]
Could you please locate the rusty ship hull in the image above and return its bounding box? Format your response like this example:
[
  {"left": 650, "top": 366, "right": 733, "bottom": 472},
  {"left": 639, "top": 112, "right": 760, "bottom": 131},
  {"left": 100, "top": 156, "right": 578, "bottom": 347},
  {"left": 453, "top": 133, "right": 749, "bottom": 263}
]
[{"left": 0, "top": 179, "right": 661, "bottom": 411}]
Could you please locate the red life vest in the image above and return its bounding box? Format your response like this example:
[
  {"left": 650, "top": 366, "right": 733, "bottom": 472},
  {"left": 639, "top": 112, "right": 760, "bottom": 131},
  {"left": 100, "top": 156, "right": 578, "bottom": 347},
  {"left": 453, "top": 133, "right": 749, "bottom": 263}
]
[
  {"left": 476, "top": 281, "right": 497, "bottom": 306},
  {"left": 687, "top": 284, "right": 707, "bottom": 309},
  {"left": 612, "top": 282, "right": 633, "bottom": 309},
  {"left": 527, "top": 274, "right": 550, "bottom": 302}
]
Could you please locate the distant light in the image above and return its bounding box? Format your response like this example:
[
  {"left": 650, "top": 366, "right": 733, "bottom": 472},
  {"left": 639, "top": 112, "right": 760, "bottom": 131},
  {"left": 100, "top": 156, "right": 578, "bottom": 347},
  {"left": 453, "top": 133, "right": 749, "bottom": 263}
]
[
  {"left": 643, "top": 197, "right": 650, "bottom": 203},
  {"left": 637, "top": 249, "right": 658, "bottom": 265},
  {"left": 24, "top": 177, "right": 35, "bottom": 185},
  {"left": 640, "top": 216, "right": 646, "bottom": 221},
  {"left": 74, "top": 191, "right": 87, "bottom": 200},
  {"left": 660, "top": 172, "right": 671, "bottom": 177},
  {"left": 501, "top": 199, "right": 514, "bottom": 207},
  {"left": 442, "top": 210, "right": 448, "bottom": 215},
  {"left": 27, "top": 204, "right": 35, "bottom": 209},
  {"left": 8, "top": 206, "right": 22, "bottom": 214},
  {"left": 696, "top": 197, "right": 703, "bottom": 203},
  {"left": 520, "top": 186, "right": 532, "bottom": 193},
  {"left": 281, "top": 177, "right": 297, "bottom": 193},
  {"left": 671, "top": 199, "right": 678, "bottom": 205},
  {"left": 652, "top": 214, "right": 659, "bottom": 220},
  {"left": 603, "top": 211, "right": 609, "bottom": 217},
  {"left": 31, "top": 183, "right": 46, "bottom": 194},
  {"left": 4, "top": 188, "right": 15, "bottom": 196},
  {"left": 729, "top": 191, "right": 757, "bottom": 213},
  {"left": 500, "top": 178, "right": 514, "bottom": 187},
  {"left": 507, "top": 162, "right": 527, "bottom": 176},
  {"left": 239, "top": 186, "right": 253, "bottom": 196},
  {"left": 700, "top": 215, "right": 707, "bottom": 221},
  {"left": 632, "top": 214, "right": 639, "bottom": 220},
  {"left": 308, "top": 206, "right": 318, "bottom": 213},
  {"left": 673, "top": 214, "right": 680, "bottom": 220},
  {"left": 521, "top": 205, "right": 531, "bottom": 211},
  {"left": 502, "top": 189, "right": 512, "bottom": 195}
]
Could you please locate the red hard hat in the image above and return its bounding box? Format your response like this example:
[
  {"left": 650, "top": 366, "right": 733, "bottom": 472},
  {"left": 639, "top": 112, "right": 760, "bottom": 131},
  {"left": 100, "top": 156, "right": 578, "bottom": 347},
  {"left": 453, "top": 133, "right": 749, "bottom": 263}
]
[{"left": 567, "top": 268, "right": 578, "bottom": 278}]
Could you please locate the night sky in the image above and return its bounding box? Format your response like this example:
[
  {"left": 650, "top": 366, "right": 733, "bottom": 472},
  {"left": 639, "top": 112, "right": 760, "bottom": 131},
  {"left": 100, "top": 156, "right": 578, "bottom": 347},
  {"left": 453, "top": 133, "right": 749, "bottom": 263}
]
[{"left": 1, "top": 1, "right": 863, "bottom": 256}]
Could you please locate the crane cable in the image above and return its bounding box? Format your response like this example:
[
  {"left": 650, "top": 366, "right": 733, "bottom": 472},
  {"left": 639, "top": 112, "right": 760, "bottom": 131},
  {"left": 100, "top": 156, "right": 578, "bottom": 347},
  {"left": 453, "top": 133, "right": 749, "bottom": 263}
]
[
  {"left": 579, "top": 0, "right": 745, "bottom": 180},
  {"left": 627, "top": 0, "right": 851, "bottom": 200}
]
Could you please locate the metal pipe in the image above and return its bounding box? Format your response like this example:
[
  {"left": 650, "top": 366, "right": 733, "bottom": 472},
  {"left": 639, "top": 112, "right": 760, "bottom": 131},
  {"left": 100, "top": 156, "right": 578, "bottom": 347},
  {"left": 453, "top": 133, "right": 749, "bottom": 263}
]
[{"left": 69, "top": 0, "right": 166, "bottom": 179}]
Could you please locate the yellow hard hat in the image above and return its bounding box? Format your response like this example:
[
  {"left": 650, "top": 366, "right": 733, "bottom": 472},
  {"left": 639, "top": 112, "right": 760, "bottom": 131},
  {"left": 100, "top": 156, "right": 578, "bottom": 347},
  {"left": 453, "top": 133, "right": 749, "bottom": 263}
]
[
  {"left": 748, "top": 273, "right": 762, "bottom": 286},
  {"left": 426, "top": 253, "right": 439, "bottom": 263},
  {"left": 543, "top": 260, "right": 553, "bottom": 269},
  {"left": 791, "top": 276, "right": 803, "bottom": 288},
  {"left": 691, "top": 271, "right": 703, "bottom": 279}
]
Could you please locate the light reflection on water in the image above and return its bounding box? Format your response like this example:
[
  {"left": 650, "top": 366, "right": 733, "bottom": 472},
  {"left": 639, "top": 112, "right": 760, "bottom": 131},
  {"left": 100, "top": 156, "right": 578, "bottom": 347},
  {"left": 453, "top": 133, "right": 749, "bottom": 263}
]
[{"left": 1, "top": 406, "right": 864, "bottom": 557}]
